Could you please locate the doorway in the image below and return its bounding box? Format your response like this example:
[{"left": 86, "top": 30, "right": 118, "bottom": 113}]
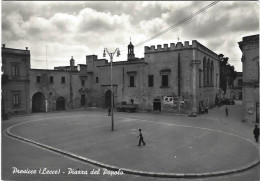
[
  {"left": 81, "top": 95, "right": 86, "bottom": 106},
  {"left": 56, "top": 97, "right": 65, "bottom": 111},
  {"left": 105, "top": 90, "right": 112, "bottom": 108},
  {"left": 32, "top": 92, "right": 46, "bottom": 112},
  {"left": 153, "top": 99, "right": 161, "bottom": 111}
]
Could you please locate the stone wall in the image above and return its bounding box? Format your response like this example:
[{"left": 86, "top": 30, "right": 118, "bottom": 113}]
[{"left": 239, "top": 34, "right": 259, "bottom": 122}]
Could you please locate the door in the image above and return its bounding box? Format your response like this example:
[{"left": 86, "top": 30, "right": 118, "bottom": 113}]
[
  {"left": 32, "top": 92, "right": 46, "bottom": 112},
  {"left": 81, "top": 95, "right": 86, "bottom": 106},
  {"left": 56, "top": 97, "right": 65, "bottom": 111},
  {"left": 153, "top": 99, "right": 161, "bottom": 111}
]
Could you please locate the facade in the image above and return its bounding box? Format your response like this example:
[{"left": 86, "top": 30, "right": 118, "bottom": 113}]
[
  {"left": 30, "top": 59, "right": 90, "bottom": 113},
  {"left": 226, "top": 72, "right": 242, "bottom": 100},
  {"left": 238, "top": 34, "right": 259, "bottom": 123},
  {"left": 88, "top": 40, "right": 220, "bottom": 114},
  {"left": 1, "top": 45, "right": 31, "bottom": 117},
  {"left": 2, "top": 39, "right": 220, "bottom": 116}
]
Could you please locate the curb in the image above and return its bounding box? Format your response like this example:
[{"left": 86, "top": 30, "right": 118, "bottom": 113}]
[{"left": 6, "top": 126, "right": 260, "bottom": 179}]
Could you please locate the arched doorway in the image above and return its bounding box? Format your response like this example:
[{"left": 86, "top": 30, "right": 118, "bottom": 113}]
[
  {"left": 32, "top": 92, "right": 46, "bottom": 113},
  {"left": 56, "top": 97, "right": 65, "bottom": 111},
  {"left": 105, "top": 90, "right": 112, "bottom": 108}
]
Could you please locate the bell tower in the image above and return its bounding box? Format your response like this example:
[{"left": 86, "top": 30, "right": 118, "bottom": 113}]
[
  {"left": 70, "top": 56, "right": 75, "bottom": 70},
  {"left": 127, "top": 38, "right": 135, "bottom": 61}
]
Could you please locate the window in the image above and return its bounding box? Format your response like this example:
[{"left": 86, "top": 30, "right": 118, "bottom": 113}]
[
  {"left": 130, "top": 76, "right": 135, "bottom": 87},
  {"left": 36, "top": 76, "right": 41, "bottom": 83},
  {"left": 161, "top": 75, "right": 168, "bottom": 87},
  {"left": 12, "top": 93, "right": 20, "bottom": 107},
  {"left": 96, "top": 77, "right": 99, "bottom": 83},
  {"left": 203, "top": 58, "right": 206, "bottom": 87},
  {"left": 61, "top": 77, "right": 65, "bottom": 84},
  {"left": 81, "top": 80, "right": 85, "bottom": 86},
  {"left": 199, "top": 71, "right": 202, "bottom": 87},
  {"left": 211, "top": 61, "right": 214, "bottom": 86},
  {"left": 49, "top": 76, "right": 54, "bottom": 83},
  {"left": 12, "top": 64, "right": 19, "bottom": 77},
  {"left": 148, "top": 75, "right": 154, "bottom": 87},
  {"left": 207, "top": 59, "right": 210, "bottom": 86}
]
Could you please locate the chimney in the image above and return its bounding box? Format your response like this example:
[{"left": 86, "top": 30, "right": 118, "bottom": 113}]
[
  {"left": 2, "top": 44, "right": 5, "bottom": 48},
  {"left": 26, "top": 47, "right": 28, "bottom": 50}
]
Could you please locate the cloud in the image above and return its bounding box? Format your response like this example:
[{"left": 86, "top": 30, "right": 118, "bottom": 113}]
[{"left": 1, "top": 1, "right": 258, "bottom": 72}]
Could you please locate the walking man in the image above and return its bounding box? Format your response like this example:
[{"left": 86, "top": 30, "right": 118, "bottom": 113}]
[
  {"left": 225, "top": 107, "right": 228, "bottom": 117},
  {"left": 108, "top": 107, "right": 111, "bottom": 116},
  {"left": 137, "top": 129, "right": 146, "bottom": 146},
  {"left": 253, "top": 125, "right": 259, "bottom": 142}
]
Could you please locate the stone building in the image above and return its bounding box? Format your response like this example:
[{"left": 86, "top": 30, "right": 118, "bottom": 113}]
[
  {"left": 30, "top": 58, "right": 90, "bottom": 113},
  {"left": 88, "top": 40, "right": 220, "bottom": 114},
  {"left": 226, "top": 72, "right": 242, "bottom": 100},
  {"left": 1, "top": 45, "right": 31, "bottom": 117},
  {"left": 2, "top": 39, "right": 220, "bottom": 116},
  {"left": 238, "top": 34, "right": 259, "bottom": 123}
]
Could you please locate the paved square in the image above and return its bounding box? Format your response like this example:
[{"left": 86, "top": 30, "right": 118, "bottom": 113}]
[{"left": 4, "top": 104, "right": 259, "bottom": 179}]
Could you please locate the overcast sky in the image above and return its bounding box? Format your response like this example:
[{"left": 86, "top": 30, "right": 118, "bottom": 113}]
[{"left": 2, "top": 1, "right": 259, "bottom": 71}]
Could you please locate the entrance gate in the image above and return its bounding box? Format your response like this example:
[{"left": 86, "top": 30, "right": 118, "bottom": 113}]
[{"left": 32, "top": 92, "right": 46, "bottom": 112}]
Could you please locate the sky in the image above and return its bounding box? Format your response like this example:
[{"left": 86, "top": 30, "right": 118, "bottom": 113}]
[{"left": 1, "top": 1, "right": 259, "bottom": 71}]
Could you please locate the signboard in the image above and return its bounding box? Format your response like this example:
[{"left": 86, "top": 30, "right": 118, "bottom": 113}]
[{"left": 163, "top": 96, "right": 173, "bottom": 105}]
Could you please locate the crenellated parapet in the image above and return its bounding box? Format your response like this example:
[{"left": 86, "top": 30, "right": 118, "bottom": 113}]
[
  {"left": 144, "top": 40, "right": 219, "bottom": 60},
  {"left": 144, "top": 41, "right": 192, "bottom": 53}
]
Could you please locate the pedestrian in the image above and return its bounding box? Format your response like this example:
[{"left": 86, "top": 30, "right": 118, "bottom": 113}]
[
  {"left": 225, "top": 107, "right": 228, "bottom": 117},
  {"left": 205, "top": 106, "right": 208, "bottom": 114},
  {"left": 253, "top": 125, "right": 259, "bottom": 143},
  {"left": 108, "top": 107, "right": 111, "bottom": 116},
  {"left": 137, "top": 129, "right": 146, "bottom": 146}
]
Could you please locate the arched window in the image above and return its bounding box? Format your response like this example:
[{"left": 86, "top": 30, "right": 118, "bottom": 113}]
[
  {"left": 203, "top": 57, "right": 206, "bottom": 87},
  {"left": 211, "top": 61, "right": 214, "bottom": 86},
  {"left": 207, "top": 59, "right": 210, "bottom": 86}
]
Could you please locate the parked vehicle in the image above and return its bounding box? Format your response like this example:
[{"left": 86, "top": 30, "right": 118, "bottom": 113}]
[
  {"left": 221, "top": 98, "right": 235, "bottom": 105},
  {"left": 116, "top": 102, "right": 138, "bottom": 112},
  {"left": 188, "top": 111, "right": 197, "bottom": 117}
]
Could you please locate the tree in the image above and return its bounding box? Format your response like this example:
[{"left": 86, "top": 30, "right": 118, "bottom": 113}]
[{"left": 219, "top": 55, "right": 237, "bottom": 93}]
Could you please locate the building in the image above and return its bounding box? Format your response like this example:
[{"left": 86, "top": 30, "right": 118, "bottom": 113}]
[
  {"left": 2, "top": 39, "right": 220, "bottom": 116},
  {"left": 1, "top": 44, "right": 31, "bottom": 118},
  {"left": 88, "top": 40, "right": 220, "bottom": 114},
  {"left": 238, "top": 34, "right": 259, "bottom": 123},
  {"left": 226, "top": 72, "right": 242, "bottom": 100},
  {"left": 30, "top": 58, "right": 90, "bottom": 113}
]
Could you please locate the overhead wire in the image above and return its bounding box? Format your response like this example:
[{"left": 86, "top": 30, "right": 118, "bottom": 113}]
[{"left": 122, "top": 1, "right": 219, "bottom": 52}]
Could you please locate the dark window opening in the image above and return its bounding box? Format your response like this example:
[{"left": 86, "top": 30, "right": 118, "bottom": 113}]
[
  {"left": 81, "top": 80, "right": 85, "bottom": 86},
  {"left": 50, "top": 76, "right": 54, "bottom": 83},
  {"left": 161, "top": 75, "right": 168, "bottom": 87},
  {"left": 96, "top": 77, "right": 99, "bottom": 83},
  {"left": 61, "top": 77, "right": 65, "bottom": 84},
  {"left": 199, "top": 71, "right": 202, "bottom": 87},
  {"left": 148, "top": 75, "right": 154, "bottom": 87},
  {"left": 130, "top": 76, "right": 135, "bottom": 87},
  {"left": 12, "top": 65, "right": 19, "bottom": 77},
  {"left": 12, "top": 93, "right": 20, "bottom": 107},
  {"left": 36, "top": 76, "right": 41, "bottom": 83}
]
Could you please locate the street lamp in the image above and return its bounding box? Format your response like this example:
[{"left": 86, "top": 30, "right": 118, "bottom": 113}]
[{"left": 103, "top": 48, "right": 120, "bottom": 131}]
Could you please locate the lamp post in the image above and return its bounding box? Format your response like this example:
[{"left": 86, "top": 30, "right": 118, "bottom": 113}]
[{"left": 103, "top": 48, "right": 120, "bottom": 131}]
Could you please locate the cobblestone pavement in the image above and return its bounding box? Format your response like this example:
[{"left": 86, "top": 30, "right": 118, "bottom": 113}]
[{"left": 2, "top": 101, "right": 260, "bottom": 181}]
